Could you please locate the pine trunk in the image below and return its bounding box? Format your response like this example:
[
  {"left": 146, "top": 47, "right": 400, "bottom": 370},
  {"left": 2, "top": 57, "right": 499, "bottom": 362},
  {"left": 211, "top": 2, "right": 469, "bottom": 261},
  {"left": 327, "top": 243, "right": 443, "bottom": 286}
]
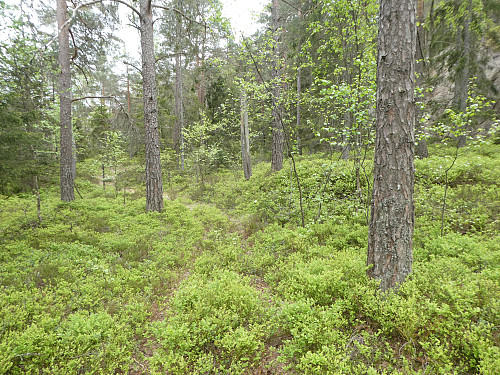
[
  {"left": 415, "top": 0, "right": 428, "bottom": 159},
  {"left": 173, "top": 12, "right": 183, "bottom": 162},
  {"left": 57, "top": 0, "right": 75, "bottom": 202},
  {"left": 140, "top": 0, "right": 163, "bottom": 212},
  {"left": 241, "top": 90, "right": 252, "bottom": 180},
  {"left": 453, "top": 0, "right": 472, "bottom": 148},
  {"left": 126, "top": 66, "right": 131, "bottom": 114},
  {"left": 296, "top": 66, "right": 302, "bottom": 155},
  {"left": 367, "top": 0, "right": 416, "bottom": 291},
  {"left": 271, "top": 0, "right": 284, "bottom": 172},
  {"left": 174, "top": 53, "right": 182, "bottom": 158}
]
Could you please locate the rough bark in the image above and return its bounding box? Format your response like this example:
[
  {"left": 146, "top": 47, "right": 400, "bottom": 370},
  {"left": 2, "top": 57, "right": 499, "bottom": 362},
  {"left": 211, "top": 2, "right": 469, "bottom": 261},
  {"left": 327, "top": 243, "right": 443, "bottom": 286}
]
[
  {"left": 296, "top": 6, "right": 303, "bottom": 156},
  {"left": 271, "top": 0, "right": 284, "bottom": 172},
  {"left": 57, "top": 0, "right": 75, "bottom": 202},
  {"left": 296, "top": 66, "right": 302, "bottom": 155},
  {"left": 174, "top": 52, "right": 182, "bottom": 158},
  {"left": 173, "top": 11, "right": 183, "bottom": 162},
  {"left": 367, "top": 0, "right": 416, "bottom": 291},
  {"left": 453, "top": 0, "right": 472, "bottom": 148},
  {"left": 140, "top": 0, "right": 163, "bottom": 212},
  {"left": 415, "top": 0, "right": 428, "bottom": 158},
  {"left": 241, "top": 90, "right": 252, "bottom": 180},
  {"left": 180, "top": 82, "right": 185, "bottom": 171}
]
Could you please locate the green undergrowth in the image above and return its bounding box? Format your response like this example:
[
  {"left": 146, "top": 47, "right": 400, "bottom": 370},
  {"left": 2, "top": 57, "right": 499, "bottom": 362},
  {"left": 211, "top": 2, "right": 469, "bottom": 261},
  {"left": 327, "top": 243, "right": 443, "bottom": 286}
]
[
  {"left": 169, "top": 154, "right": 373, "bottom": 229},
  {"left": 0, "top": 192, "right": 207, "bottom": 374},
  {"left": 1, "top": 143, "right": 499, "bottom": 374}
]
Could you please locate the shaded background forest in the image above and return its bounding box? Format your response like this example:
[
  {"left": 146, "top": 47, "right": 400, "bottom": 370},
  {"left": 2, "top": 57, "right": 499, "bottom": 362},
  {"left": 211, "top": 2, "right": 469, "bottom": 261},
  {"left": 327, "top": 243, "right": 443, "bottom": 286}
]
[{"left": 1, "top": 0, "right": 499, "bottom": 195}]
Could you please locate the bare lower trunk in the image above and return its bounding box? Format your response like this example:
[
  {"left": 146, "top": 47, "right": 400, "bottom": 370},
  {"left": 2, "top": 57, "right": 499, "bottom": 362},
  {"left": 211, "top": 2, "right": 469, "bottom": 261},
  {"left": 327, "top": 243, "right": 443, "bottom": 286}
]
[
  {"left": 453, "top": 0, "right": 471, "bottom": 148},
  {"left": 415, "top": 137, "right": 428, "bottom": 158},
  {"left": 31, "top": 146, "right": 42, "bottom": 224},
  {"left": 342, "top": 111, "right": 352, "bottom": 160},
  {"left": 57, "top": 0, "right": 75, "bottom": 202},
  {"left": 174, "top": 53, "right": 182, "bottom": 158},
  {"left": 296, "top": 66, "right": 302, "bottom": 155},
  {"left": 415, "top": 0, "right": 428, "bottom": 159},
  {"left": 102, "top": 164, "right": 106, "bottom": 191},
  {"left": 341, "top": 143, "right": 350, "bottom": 160},
  {"left": 126, "top": 66, "right": 131, "bottom": 114},
  {"left": 140, "top": 0, "right": 163, "bottom": 212},
  {"left": 34, "top": 175, "right": 42, "bottom": 224},
  {"left": 355, "top": 166, "right": 361, "bottom": 197},
  {"left": 367, "top": 0, "right": 416, "bottom": 291},
  {"left": 271, "top": 109, "right": 284, "bottom": 172},
  {"left": 180, "top": 102, "right": 185, "bottom": 171},
  {"left": 241, "top": 90, "right": 252, "bottom": 180},
  {"left": 174, "top": 14, "right": 182, "bottom": 161},
  {"left": 271, "top": 0, "right": 284, "bottom": 172}
]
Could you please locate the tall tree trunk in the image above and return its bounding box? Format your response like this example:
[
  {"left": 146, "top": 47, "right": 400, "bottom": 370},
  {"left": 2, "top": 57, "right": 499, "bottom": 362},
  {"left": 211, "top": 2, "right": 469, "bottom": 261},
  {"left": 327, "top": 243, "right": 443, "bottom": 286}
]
[
  {"left": 57, "top": 0, "right": 75, "bottom": 202},
  {"left": 102, "top": 163, "right": 106, "bottom": 191},
  {"left": 173, "top": 12, "right": 182, "bottom": 163},
  {"left": 241, "top": 90, "right": 252, "bottom": 180},
  {"left": 180, "top": 74, "right": 185, "bottom": 171},
  {"left": 34, "top": 175, "right": 42, "bottom": 224},
  {"left": 198, "top": 61, "right": 206, "bottom": 106},
  {"left": 296, "top": 66, "right": 302, "bottom": 155},
  {"left": 271, "top": 0, "right": 284, "bottom": 172},
  {"left": 429, "top": 0, "right": 435, "bottom": 58},
  {"left": 415, "top": 0, "right": 428, "bottom": 158},
  {"left": 340, "top": 25, "right": 352, "bottom": 161},
  {"left": 453, "top": 0, "right": 472, "bottom": 148},
  {"left": 72, "top": 133, "right": 77, "bottom": 178},
  {"left": 126, "top": 66, "right": 134, "bottom": 158},
  {"left": 140, "top": 0, "right": 163, "bottom": 212},
  {"left": 174, "top": 53, "right": 182, "bottom": 158},
  {"left": 296, "top": 3, "right": 303, "bottom": 156},
  {"left": 126, "top": 66, "right": 131, "bottom": 114},
  {"left": 31, "top": 146, "right": 42, "bottom": 224},
  {"left": 342, "top": 112, "right": 352, "bottom": 160},
  {"left": 367, "top": 0, "right": 416, "bottom": 291}
]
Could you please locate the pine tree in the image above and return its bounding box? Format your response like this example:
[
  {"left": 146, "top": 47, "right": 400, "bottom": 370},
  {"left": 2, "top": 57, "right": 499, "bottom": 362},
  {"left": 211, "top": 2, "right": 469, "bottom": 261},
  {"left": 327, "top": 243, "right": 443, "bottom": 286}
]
[{"left": 367, "top": 0, "right": 416, "bottom": 291}]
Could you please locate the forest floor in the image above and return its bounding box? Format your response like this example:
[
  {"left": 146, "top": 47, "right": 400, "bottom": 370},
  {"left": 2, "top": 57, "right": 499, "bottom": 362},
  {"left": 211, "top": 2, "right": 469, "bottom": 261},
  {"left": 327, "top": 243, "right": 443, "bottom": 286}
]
[{"left": 1, "top": 143, "right": 499, "bottom": 374}]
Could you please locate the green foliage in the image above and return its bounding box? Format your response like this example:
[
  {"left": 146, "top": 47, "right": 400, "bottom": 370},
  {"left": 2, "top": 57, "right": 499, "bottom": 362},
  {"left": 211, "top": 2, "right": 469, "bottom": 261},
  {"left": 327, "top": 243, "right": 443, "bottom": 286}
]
[
  {"left": 163, "top": 144, "right": 499, "bottom": 374},
  {"left": 430, "top": 82, "right": 498, "bottom": 143},
  {"left": 148, "top": 270, "right": 270, "bottom": 374},
  {"left": 0, "top": 192, "right": 206, "bottom": 374},
  {"left": 0, "top": 6, "right": 58, "bottom": 195},
  {"left": 183, "top": 110, "right": 235, "bottom": 182},
  {"left": 1, "top": 0, "right": 497, "bottom": 372},
  {"left": 184, "top": 155, "right": 371, "bottom": 229},
  {"left": 1, "top": 140, "right": 499, "bottom": 374},
  {"left": 415, "top": 144, "right": 500, "bottom": 235}
]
